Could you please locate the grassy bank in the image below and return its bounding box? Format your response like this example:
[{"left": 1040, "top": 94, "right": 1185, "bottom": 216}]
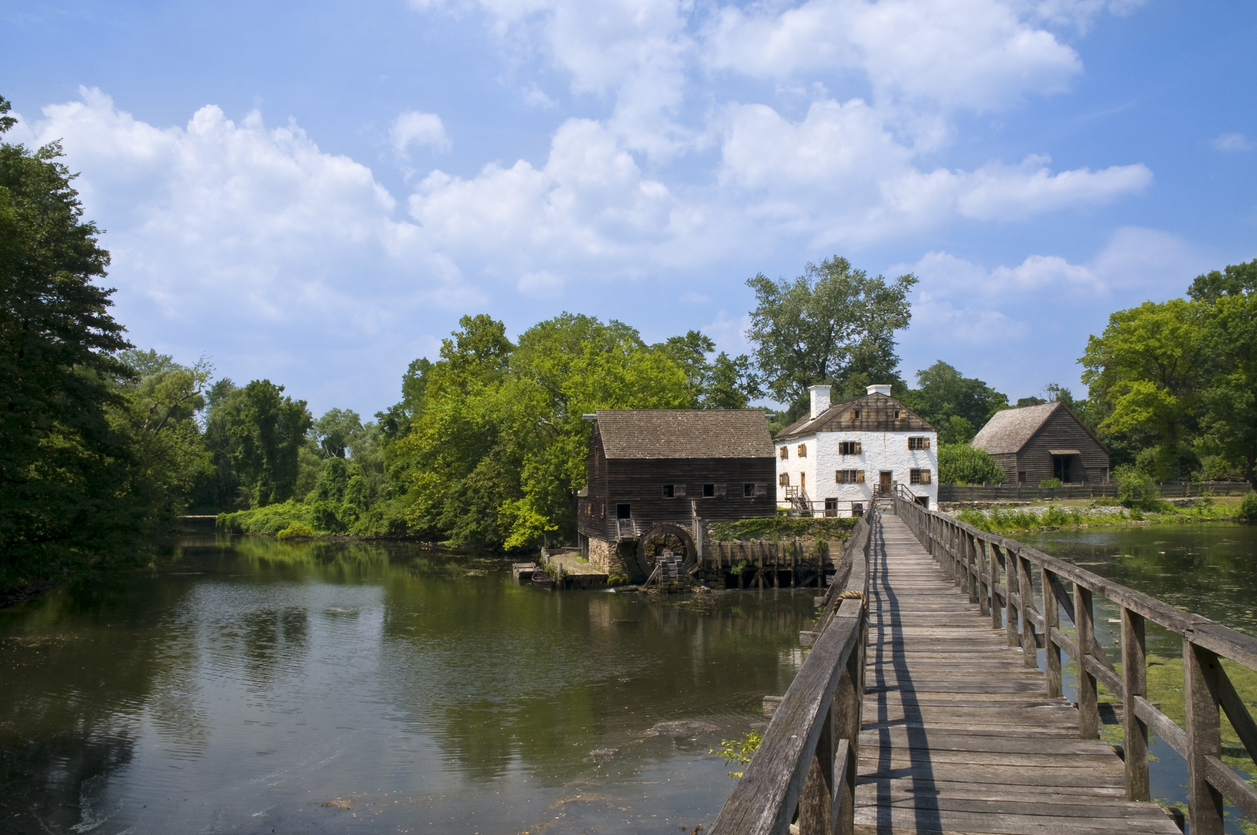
[
  {"left": 951, "top": 495, "right": 1249, "bottom": 535},
  {"left": 707, "top": 516, "right": 859, "bottom": 542}
]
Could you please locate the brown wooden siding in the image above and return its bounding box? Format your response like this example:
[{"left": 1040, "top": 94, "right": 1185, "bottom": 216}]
[
  {"left": 988, "top": 408, "right": 1108, "bottom": 485},
  {"left": 577, "top": 447, "right": 775, "bottom": 540}
]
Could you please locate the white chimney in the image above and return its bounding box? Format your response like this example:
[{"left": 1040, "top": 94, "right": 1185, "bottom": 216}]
[
  {"left": 867, "top": 384, "right": 892, "bottom": 397},
  {"left": 809, "top": 384, "right": 831, "bottom": 419}
]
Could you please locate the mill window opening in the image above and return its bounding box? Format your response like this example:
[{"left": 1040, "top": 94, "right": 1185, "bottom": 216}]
[
  {"left": 908, "top": 437, "right": 930, "bottom": 450},
  {"left": 780, "top": 446, "right": 788, "bottom": 460},
  {"left": 702, "top": 483, "right": 715, "bottom": 497},
  {"left": 797, "top": 444, "right": 807, "bottom": 458},
  {"left": 839, "top": 441, "right": 861, "bottom": 455},
  {"left": 824, "top": 498, "right": 838, "bottom": 518}
]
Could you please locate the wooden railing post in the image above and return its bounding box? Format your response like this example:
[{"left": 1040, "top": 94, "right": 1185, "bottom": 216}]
[
  {"left": 833, "top": 643, "right": 861, "bottom": 835},
  {"left": 1017, "top": 550, "right": 1038, "bottom": 668},
  {"left": 1075, "top": 584, "right": 1099, "bottom": 739},
  {"left": 1042, "top": 566, "right": 1062, "bottom": 698},
  {"left": 1121, "top": 606, "right": 1149, "bottom": 801},
  {"left": 798, "top": 707, "right": 834, "bottom": 834},
  {"left": 1185, "top": 639, "right": 1225, "bottom": 835},
  {"left": 966, "top": 533, "right": 978, "bottom": 605},
  {"left": 989, "top": 542, "right": 1002, "bottom": 632},
  {"left": 1003, "top": 546, "right": 1019, "bottom": 648}
]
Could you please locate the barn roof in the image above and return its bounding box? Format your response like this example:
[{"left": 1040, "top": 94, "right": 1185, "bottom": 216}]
[
  {"left": 594, "top": 409, "right": 773, "bottom": 459},
  {"left": 775, "top": 392, "right": 934, "bottom": 441},
  {"left": 970, "top": 402, "right": 1061, "bottom": 454}
]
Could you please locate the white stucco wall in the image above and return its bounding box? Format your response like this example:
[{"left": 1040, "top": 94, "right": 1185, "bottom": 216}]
[{"left": 776, "top": 430, "right": 938, "bottom": 515}]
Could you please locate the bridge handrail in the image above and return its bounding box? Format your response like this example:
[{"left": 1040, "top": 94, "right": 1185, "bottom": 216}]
[
  {"left": 710, "top": 512, "right": 873, "bottom": 835},
  {"left": 891, "top": 487, "right": 1257, "bottom": 835}
]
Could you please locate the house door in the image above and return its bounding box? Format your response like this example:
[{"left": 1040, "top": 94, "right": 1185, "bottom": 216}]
[
  {"left": 800, "top": 473, "right": 806, "bottom": 491},
  {"left": 1053, "top": 456, "right": 1071, "bottom": 483},
  {"left": 879, "top": 471, "right": 892, "bottom": 488}
]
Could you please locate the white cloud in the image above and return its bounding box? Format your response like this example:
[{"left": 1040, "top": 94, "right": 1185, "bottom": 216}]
[
  {"left": 1212, "top": 132, "right": 1252, "bottom": 152},
  {"left": 390, "top": 111, "right": 451, "bottom": 156},
  {"left": 703, "top": 0, "right": 1083, "bottom": 111}
]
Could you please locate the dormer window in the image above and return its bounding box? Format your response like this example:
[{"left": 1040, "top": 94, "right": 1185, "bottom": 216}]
[
  {"left": 894, "top": 411, "right": 902, "bottom": 420},
  {"left": 850, "top": 410, "right": 861, "bottom": 421},
  {"left": 797, "top": 444, "right": 807, "bottom": 458}
]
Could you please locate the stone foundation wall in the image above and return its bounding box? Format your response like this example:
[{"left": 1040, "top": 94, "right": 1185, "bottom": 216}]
[{"left": 586, "top": 537, "right": 631, "bottom": 576}]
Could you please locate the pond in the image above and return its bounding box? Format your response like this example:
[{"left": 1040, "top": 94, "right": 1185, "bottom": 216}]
[
  {"left": 0, "top": 533, "right": 819, "bottom": 834},
  {"left": 1020, "top": 521, "right": 1257, "bottom": 833}
]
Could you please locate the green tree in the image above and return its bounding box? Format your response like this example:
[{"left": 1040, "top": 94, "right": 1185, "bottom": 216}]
[
  {"left": 313, "top": 407, "right": 363, "bottom": 459},
  {"left": 1188, "top": 258, "right": 1257, "bottom": 302},
  {"left": 204, "top": 380, "right": 313, "bottom": 508},
  {"left": 1081, "top": 299, "right": 1210, "bottom": 481},
  {"left": 746, "top": 256, "right": 916, "bottom": 411},
  {"left": 938, "top": 443, "right": 1006, "bottom": 485},
  {"left": 0, "top": 96, "right": 143, "bottom": 586},
  {"left": 901, "top": 361, "right": 1008, "bottom": 444},
  {"left": 659, "top": 330, "right": 761, "bottom": 409},
  {"left": 1197, "top": 288, "right": 1257, "bottom": 488}
]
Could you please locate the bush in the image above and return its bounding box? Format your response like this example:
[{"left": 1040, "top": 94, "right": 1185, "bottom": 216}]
[
  {"left": 1240, "top": 493, "right": 1257, "bottom": 521},
  {"left": 707, "top": 516, "right": 858, "bottom": 541},
  {"left": 1113, "top": 465, "right": 1163, "bottom": 511},
  {"left": 1039, "top": 478, "right": 1061, "bottom": 489},
  {"left": 938, "top": 443, "right": 1006, "bottom": 485},
  {"left": 276, "top": 521, "right": 317, "bottom": 540}
]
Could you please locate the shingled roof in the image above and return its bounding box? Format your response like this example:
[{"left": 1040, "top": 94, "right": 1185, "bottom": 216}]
[
  {"left": 971, "top": 402, "right": 1060, "bottom": 455},
  {"left": 775, "top": 392, "right": 934, "bottom": 441},
  {"left": 594, "top": 409, "right": 773, "bottom": 459}
]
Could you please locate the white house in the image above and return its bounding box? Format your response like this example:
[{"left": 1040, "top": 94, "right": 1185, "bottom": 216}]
[{"left": 774, "top": 384, "right": 939, "bottom": 516}]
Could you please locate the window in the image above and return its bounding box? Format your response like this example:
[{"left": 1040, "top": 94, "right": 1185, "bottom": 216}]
[
  {"left": 824, "top": 498, "right": 838, "bottom": 518},
  {"left": 908, "top": 437, "right": 931, "bottom": 450},
  {"left": 663, "top": 484, "right": 687, "bottom": 498},
  {"left": 617, "top": 503, "right": 631, "bottom": 519},
  {"left": 800, "top": 473, "right": 806, "bottom": 490},
  {"left": 838, "top": 441, "right": 862, "bottom": 455},
  {"left": 850, "top": 410, "right": 861, "bottom": 421},
  {"left": 714, "top": 483, "right": 726, "bottom": 496},
  {"left": 1018, "top": 471, "right": 1027, "bottom": 484},
  {"left": 835, "top": 469, "right": 864, "bottom": 484},
  {"left": 703, "top": 483, "right": 715, "bottom": 497},
  {"left": 910, "top": 469, "right": 932, "bottom": 485},
  {"left": 852, "top": 502, "right": 864, "bottom": 517},
  {"left": 779, "top": 446, "right": 788, "bottom": 460},
  {"left": 779, "top": 472, "right": 790, "bottom": 487},
  {"left": 744, "top": 483, "right": 755, "bottom": 497},
  {"left": 797, "top": 444, "right": 807, "bottom": 458},
  {"left": 746, "top": 483, "right": 767, "bottom": 497},
  {"left": 894, "top": 410, "right": 902, "bottom": 420}
]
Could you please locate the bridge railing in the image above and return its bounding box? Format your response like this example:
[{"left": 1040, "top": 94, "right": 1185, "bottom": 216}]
[
  {"left": 893, "top": 486, "right": 1257, "bottom": 835},
  {"left": 709, "top": 511, "right": 873, "bottom": 835}
]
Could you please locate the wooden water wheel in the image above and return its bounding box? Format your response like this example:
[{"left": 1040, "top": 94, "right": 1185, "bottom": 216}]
[{"left": 633, "top": 523, "right": 697, "bottom": 579}]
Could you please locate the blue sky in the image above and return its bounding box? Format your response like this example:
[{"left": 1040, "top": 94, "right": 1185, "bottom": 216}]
[{"left": 4, "top": 0, "right": 1255, "bottom": 419}]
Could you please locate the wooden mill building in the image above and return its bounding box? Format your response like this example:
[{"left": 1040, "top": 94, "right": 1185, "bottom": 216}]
[
  {"left": 971, "top": 401, "right": 1109, "bottom": 484},
  {"left": 576, "top": 409, "right": 775, "bottom": 575}
]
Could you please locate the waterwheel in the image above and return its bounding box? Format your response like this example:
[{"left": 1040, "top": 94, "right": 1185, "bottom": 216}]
[{"left": 633, "top": 524, "right": 697, "bottom": 579}]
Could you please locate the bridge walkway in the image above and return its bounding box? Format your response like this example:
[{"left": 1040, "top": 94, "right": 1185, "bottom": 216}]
[{"left": 853, "top": 514, "right": 1180, "bottom": 835}]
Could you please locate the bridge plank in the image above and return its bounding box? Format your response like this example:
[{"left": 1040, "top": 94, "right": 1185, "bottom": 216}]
[{"left": 854, "top": 515, "right": 1181, "bottom": 834}]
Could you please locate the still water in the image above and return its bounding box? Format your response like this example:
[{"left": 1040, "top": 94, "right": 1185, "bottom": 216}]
[{"left": 0, "top": 534, "right": 818, "bottom": 834}]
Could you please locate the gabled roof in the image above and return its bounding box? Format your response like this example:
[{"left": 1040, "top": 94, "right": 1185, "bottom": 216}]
[
  {"left": 775, "top": 392, "right": 935, "bottom": 442},
  {"left": 595, "top": 409, "right": 773, "bottom": 460},
  {"left": 970, "top": 402, "right": 1060, "bottom": 454}
]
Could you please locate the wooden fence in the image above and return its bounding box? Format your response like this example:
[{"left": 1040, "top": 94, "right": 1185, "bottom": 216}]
[
  {"left": 939, "top": 480, "right": 1250, "bottom": 503},
  {"left": 894, "top": 488, "right": 1257, "bottom": 835},
  {"left": 709, "top": 515, "right": 873, "bottom": 835}
]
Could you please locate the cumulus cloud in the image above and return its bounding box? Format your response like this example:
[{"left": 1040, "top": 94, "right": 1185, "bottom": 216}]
[
  {"left": 703, "top": 0, "right": 1083, "bottom": 111},
  {"left": 390, "top": 111, "right": 451, "bottom": 156},
  {"left": 1212, "top": 132, "right": 1252, "bottom": 152}
]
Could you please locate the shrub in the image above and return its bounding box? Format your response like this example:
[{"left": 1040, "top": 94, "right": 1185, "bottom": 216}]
[
  {"left": 1039, "top": 478, "right": 1061, "bottom": 489},
  {"left": 276, "top": 521, "right": 317, "bottom": 540},
  {"left": 1240, "top": 493, "right": 1257, "bottom": 521},
  {"left": 1114, "top": 465, "right": 1162, "bottom": 511},
  {"left": 938, "top": 443, "right": 1006, "bottom": 485}
]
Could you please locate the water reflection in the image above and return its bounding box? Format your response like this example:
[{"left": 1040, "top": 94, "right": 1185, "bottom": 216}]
[{"left": 0, "top": 535, "right": 815, "bottom": 833}]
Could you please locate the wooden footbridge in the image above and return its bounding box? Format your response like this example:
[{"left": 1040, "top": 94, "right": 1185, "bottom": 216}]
[{"left": 712, "top": 490, "right": 1257, "bottom": 835}]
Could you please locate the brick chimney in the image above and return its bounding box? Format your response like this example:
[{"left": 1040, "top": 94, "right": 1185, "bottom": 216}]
[{"left": 867, "top": 384, "right": 892, "bottom": 396}]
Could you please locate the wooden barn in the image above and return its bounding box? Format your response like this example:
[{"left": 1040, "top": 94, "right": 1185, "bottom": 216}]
[
  {"left": 971, "top": 401, "right": 1109, "bottom": 485},
  {"left": 576, "top": 409, "right": 775, "bottom": 578}
]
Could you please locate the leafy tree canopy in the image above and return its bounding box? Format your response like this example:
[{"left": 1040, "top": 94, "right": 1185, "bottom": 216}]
[
  {"left": 746, "top": 256, "right": 916, "bottom": 412},
  {"left": 938, "top": 443, "right": 1006, "bottom": 485},
  {"left": 900, "top": 361, "right": 1008, "bottom": 444}
]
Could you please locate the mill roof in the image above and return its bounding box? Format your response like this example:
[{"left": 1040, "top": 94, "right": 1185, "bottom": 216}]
[
  {"left": 594, "top": 409, "right": 773, "bottom": 460},
  {"left": 970, "top": 402, "right": 1092, "bottom": 455},
  {"left": 775, "top": 392, "right": 934, "bottom": 442}
]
